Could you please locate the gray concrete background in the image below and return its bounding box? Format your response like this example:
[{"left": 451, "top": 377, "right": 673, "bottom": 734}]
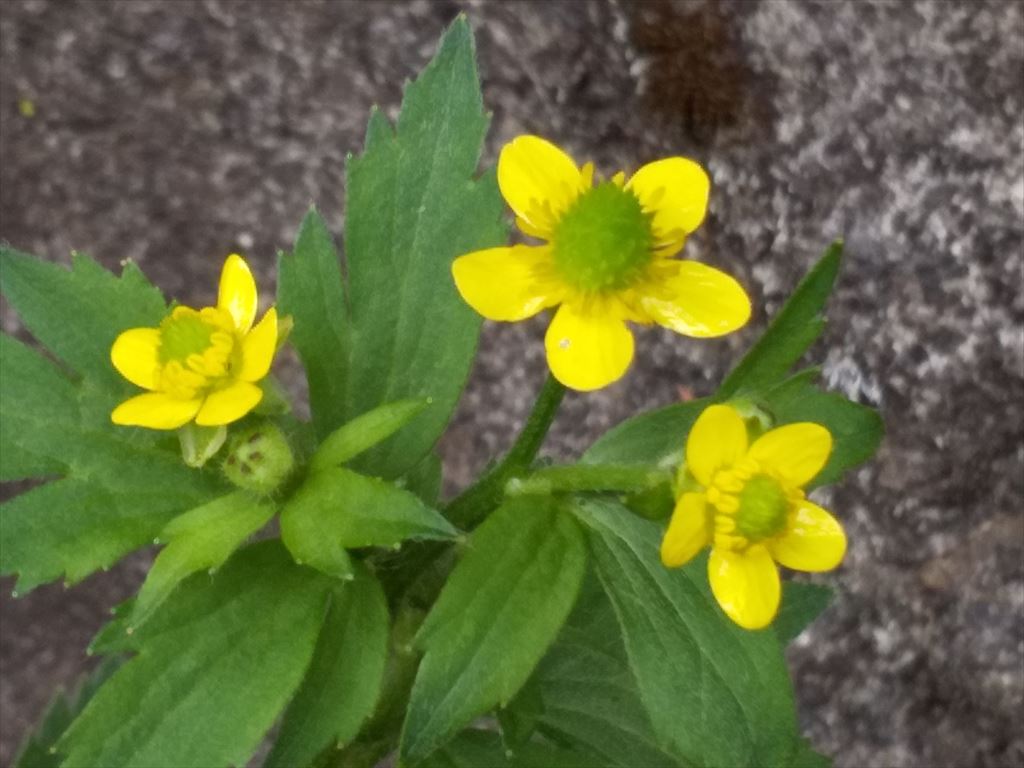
[{"left": 1, "top": 1, "right": 1022, "bottom": 766}]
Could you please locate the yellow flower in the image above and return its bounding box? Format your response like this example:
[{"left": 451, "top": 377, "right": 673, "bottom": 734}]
[
  {"left": 110, "top": 254, "right": 278, "bottom": 430},
  {"left": 661, "top": 404, "right": 847, "bottom": 630},
  {"left": 452, "top": 135, "right": 750, "bottom": 391}
]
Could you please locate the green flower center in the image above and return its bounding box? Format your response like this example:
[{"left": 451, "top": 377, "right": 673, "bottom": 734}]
[
  {"left": 159, "top": 311, "right": 216, "bottom": 363},
  {"left": 735, "top": 475, "right": 789, "bottom": 541},
  {"left": 551, "top": 182, "right": 654, "bottom": 292}
]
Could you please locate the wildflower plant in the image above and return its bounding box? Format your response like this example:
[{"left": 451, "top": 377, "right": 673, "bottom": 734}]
[{"left": 2, "top": 19, "right": 882, "bottom": 768}]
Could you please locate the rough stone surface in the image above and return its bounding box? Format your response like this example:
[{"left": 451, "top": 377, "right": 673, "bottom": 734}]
[{"left": 1, "top": 1, "right": 1022, "bottom": 766}]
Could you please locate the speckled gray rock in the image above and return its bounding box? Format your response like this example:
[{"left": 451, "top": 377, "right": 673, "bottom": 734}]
[{"left": 1, "top": 1, "right": 1022, "bottom": 766}]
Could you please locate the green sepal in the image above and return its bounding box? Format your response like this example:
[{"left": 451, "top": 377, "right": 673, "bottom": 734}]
[{"left": 177, "top": 423, "right": 226, "bottom": 468}]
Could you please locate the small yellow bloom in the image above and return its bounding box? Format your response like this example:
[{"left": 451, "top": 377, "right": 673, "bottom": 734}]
[
  {"left": 452, "top": 135, "right": 751, "bottom": 391},
  {"left": 110, "top": 254, "right": 278, "bottom": 430},
  {"left": 661, "top": 404, "right": 847, "bottom": 630}
]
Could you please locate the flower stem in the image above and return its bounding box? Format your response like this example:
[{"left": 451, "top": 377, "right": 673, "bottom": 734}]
[
  {"left": 505, "top": 464, "right": 672, "bottom": 497},
  {"left": 445, "top": 372, "right": 565, "bottom": 529}
]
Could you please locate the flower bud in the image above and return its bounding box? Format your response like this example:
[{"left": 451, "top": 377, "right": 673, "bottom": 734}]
[{"left": 222, "top": 422, "right": 294, "bottom": 494}]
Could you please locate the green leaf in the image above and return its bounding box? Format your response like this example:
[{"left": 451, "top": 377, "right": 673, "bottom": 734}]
[
  {"left": 12, "top": 658, "right": 121, "bottom": 768},
  {"left": 0, "top": 248, "right": 166, "bottom": 389},
  {"left": 573, "top": 498, "right": 799, "bottom": 767},
  {"left": 774, "top": 582, "right": 834, "bottom": 645},
  {"left": 281, "top": 466, "right": 456, "bottom": 579},
  {"left": 761, "top": 372, "right": 884, "bottom": 487},
  {"left": 342, "top": 16, "right": 507, "bottom": 478},
  {"left": 401, "top": 498, "right": 587, "bottom": 763},
  {"left": 0, "top": 253, "right": 225, "bottom": 591},
  {"left": 310, "top": 399, "right": 429, "bottom": 472},
  {"left": 581, "top": 399, "right": 707, "bottom": 467},
  {"left": 718, "top": 242, "right": 842, "bottom": 399},
  {"left": 0, "top": 332, "right": 79, "bottom": 481},
  {"left": 131, "top": 491, "right": 276, "bottom": 626},
  {"left": 278, "top": 208, "right": 350, "bottom": 440},
  {"left": 266, "top": 563, "right": 389, "bottom": 768},
  {"left": 59, "top": 542, "right": 332, "bottom": 768},
  {"left": 422, "top": 729, "right": 605, "bottom": 768},
  {"left": 513, "top": 575, "right": 684, "bottom": 768},
  {"left": 401, "top": 450, "right": 444, "bottom": 505}
]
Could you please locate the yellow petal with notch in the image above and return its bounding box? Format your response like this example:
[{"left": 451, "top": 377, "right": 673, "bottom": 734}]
[
  {"left": 748, "top": 422, "right": 833, "bottom": 487},
  {"left": 544, "top": 302, "right": 634, "bottom": 391},
  {"left": 708, "top": 544, "right": 780, "bottom": 630},
  {"left": 195, "top": 381, "right": 263, "bottom": 426},
  {"left": 686, "top": 404, "right": 748, "bottom": 487},
  {"left": 498, "top": 135, "right": 585, "bottom": 237},
  {"left": 626, "top": 157, "right": 710, "bottom": 245},
  {"left": 111, "top": 392, "right": 202, "bottom": 430},
  {"left": 218, "top": 253, "right": 258, "bottom": 333},
  {"left": 239, "top": 308, "right": 278, "bottom": 382},
  {"left": 639, "top": 260, "right": 751, "bottom": 338},
  {"left": 768, "top": 499, "right": 846, "bottom": 572},
  {"left": 452, "top": 245, "right": 562, "bottom": 322},
  {"left": 110, "top": 328, "right": 161, "bottom": 390},
  {"left": 661, "top": 492, "right": 711, "bottom": 567}
]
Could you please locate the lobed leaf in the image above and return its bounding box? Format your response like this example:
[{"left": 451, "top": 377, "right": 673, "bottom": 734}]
[
  {"left": 421, "top": 729, "right": 605, "bottom": 768},
  {"left": 277, "top": 208, "right": 350, "bottom": 439},
  {"left": 718, "top": 241, "right": 842, "bottom": 399},
  {"left": 0, "top": 253, "right": 225, "bottom": 591},
  {"left": 280, "top": 466, "right": 456, "bottom": 579},
  {"left": 573, "top": 498, "right": 800, "bottom": 767},
  {"left": 342, "top": 16, "right": 507, "bottom": 478},
  {"left": 310, "top": 399, "right": 429, "bottom": 472},
  {"left": 59, "top": 542, "right": 332, "bottom": 768},
  {"left": 510, "top": 575, "right": 684, "bottom": 768},
  {"left": 131, "top": 491, "right": 276, "bottom": 626},
  {"left": 0, "top": 248, "right": 166, "bottom": 389},
  {"left": 774, "top": 582, "right": 835, "bottom": 646},
  {"left": 12, "top": 658, "right": 121, "bottom": 768},
  {"left": 266, "top": 563, "right": 389, "bottom": 768},
  {"left": 401, "top": 498, "right": 587, "bottom": 763},
  {"left": 761, "top": 371, "right": 884, "bottom": 487}
]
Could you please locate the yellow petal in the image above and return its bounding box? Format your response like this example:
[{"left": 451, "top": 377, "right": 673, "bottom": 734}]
[
  {"left": 748, "top": 423, "right": 833, "bottom": 487},
  {"left": 544, "top": 302, "right": 634, "bottom": 391},
  {"left": 452, "top": 245, "right": 562, "bottom": 322},
  {"left": 639, "top": 260, "right": 751, "bottom": 338},
  {"left": 660, "top": 493, "right": 711, "bottom": 567},
  {"left": 195, "top": 381, "right": 263, "bottom": 426},
  {"left": 686, "top": 404, "right": 748, "bottom": 487},
  {"left": 626, "top": 157, "right": 710, "bottom": 245},
  {"left": 110, "top": 328, "right": 161, "bottom": 390},
  {"left": 768, "top": 500, "right": 847, "bottom": 572},
  {"left": 707, "top": 545, "right": 780, "bottom": 630},
  {"left": 498, "top": 135, "right": 585, "bottom": 237},
  {"left": 239, "top": 308, "right": 278, "bottom": 382},
  {"left": 111, "top": 392, "right": 201, "bottom": 430},
  {"left": 218, "top": 253, "right": 258, "bottom": 333}
]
